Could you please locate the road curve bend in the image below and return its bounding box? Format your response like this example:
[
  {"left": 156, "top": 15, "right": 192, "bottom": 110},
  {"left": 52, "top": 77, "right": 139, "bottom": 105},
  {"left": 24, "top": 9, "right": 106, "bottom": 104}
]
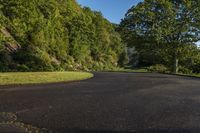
[{"left": 0, "top": 72, "right": 199, "bottom": 133}]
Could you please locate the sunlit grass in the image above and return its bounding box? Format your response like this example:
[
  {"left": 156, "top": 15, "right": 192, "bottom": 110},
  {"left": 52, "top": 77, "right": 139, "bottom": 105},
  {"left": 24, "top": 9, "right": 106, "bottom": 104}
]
[
  {"left": 122, "top": 68, "right": 148, "bottom": 73},
  {"left": 113, "top": 67, "right": 148, "bottom": 73},
  {"left": 0, "top": 72, "right": 93, "bottom": 85},
  {"left": 175, "top": 73, "right": 200, "bottom": 78},
  {"left": 192, "top": 74, "right": 200, "bottom": 77}
]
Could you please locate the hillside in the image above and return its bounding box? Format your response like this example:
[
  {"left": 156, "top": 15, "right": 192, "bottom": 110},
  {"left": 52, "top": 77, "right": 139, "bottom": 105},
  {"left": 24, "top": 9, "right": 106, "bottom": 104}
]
[{"left": 0, "top": 0, "right": 125, "bottom": 71}]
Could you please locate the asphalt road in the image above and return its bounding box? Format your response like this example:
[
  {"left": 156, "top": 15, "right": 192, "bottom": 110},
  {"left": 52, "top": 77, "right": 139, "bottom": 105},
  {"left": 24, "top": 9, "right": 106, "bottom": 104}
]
[{"left": 0, "top": 72, "right": 200, "bottom": 133}]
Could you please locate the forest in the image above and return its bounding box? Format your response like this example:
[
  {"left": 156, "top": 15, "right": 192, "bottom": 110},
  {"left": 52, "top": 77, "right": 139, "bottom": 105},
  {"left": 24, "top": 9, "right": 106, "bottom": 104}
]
[
  {"left": 0, "top": 0, "right": 125, "bottom": 72},
  {"left": 0, "top": 0, "right": 200, "bottom": 75}
]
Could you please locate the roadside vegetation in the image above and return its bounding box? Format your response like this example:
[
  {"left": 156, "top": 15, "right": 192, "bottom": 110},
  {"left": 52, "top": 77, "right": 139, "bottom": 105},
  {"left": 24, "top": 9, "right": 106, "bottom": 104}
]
[
  {"left": 119, "top": 0, "right": 200, "bottom": 76},
  {"left": 0, "top": 0, "right": 126, "bottom": 72},
  {"left": 118, "top": 68, "right": 148, "bottom": 73},
  {"left": 195, "top": 74, "right": 200, "bottom": 77},
  {"left": 0, "top": 72, "right": 93, "bottom": 85},
  {"left": 0, "top": 0, "right": 200, "bottom": 78}
]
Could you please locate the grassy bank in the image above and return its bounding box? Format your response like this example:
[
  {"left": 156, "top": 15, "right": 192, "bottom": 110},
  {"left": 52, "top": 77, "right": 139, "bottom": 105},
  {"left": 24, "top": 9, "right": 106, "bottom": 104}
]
[
  {"left": 169, "top": 73, "right": 200, "bottom": 78},
  {"left": 0, "top": 72, "right": 93, "bottom": 85},
  {"left": 188, "top": 73, "right": 200, "bottom": 78},
  {"left": 121, "top": 68, "right": 148, "bottom": 73},
  {"left": 120, "top": 68, "right": 200, "bottom": 78},
  {"left": 195, "top": 74, "right": 200, "bottom": 77},
  {"left": 106, "top": 68, "right": 148, "bottom": 73}
]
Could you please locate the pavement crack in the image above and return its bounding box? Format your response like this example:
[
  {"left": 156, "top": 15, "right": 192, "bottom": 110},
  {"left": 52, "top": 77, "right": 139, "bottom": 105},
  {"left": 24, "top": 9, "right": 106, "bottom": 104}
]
[{"left": 15, "top": 109, "right": 30, "bottom": 114}]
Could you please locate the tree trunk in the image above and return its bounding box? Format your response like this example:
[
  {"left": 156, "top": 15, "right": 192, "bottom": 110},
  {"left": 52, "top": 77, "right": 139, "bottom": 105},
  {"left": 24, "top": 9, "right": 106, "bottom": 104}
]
[{"left": 173, "top": 53, "right": 179, "bottom": 74}]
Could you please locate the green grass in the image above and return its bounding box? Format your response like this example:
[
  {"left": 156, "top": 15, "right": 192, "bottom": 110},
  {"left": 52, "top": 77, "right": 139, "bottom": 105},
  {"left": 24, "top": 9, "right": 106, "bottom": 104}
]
[
  {"left": 195, "top": 74, "right": 200, "bottom": 77},
  {"left": 114, "top": 68, "right": 148, "bottom": 73},
  {"left": 189, "top": 73, "right": 200, "bottom": 77},
  {"left": 0, "top": 72, "right": 93, "bottom": 85},
  {"left": 122, "top": 68, "right": 148, "bottom": 73},
  {"left": 171, "top": 73, "right": 200, "bottom": 78}
]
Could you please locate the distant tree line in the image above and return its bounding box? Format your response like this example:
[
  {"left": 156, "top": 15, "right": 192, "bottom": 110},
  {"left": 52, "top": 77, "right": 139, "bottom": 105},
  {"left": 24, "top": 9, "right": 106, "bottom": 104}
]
[{"left": 0, "top": 0, "right": 125, "bottom": 72}]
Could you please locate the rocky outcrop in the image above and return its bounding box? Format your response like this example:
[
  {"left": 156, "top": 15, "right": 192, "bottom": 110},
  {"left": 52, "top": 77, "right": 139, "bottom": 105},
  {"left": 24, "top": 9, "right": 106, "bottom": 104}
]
[{"left": 0, "top": 27, "right": 21, "bottom": 53}]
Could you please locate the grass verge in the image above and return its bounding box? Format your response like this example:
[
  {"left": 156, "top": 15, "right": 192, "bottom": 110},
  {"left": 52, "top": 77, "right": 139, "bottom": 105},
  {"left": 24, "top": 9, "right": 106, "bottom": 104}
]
[
  {"left": 194, "top": 74, "right": 200, "bottom": 77},
  {"left": 180, "top": 73, "right": 200, "bottom": 78},
  {"left": 0, "top": 72, "right": 93, "bottom": 85},
  {"left": 121, "top": 68, "right": 148, "bottom": 73}
]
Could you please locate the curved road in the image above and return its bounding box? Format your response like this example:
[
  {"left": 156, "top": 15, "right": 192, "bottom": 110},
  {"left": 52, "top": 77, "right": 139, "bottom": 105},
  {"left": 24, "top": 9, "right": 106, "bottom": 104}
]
[{"left": 0, "top": 72, "right": 200, "bottom": 133}]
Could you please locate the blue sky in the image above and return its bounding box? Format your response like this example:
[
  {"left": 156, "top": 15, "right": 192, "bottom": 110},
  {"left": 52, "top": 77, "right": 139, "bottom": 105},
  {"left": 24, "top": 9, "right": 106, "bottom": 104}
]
[{"left": 76, "top": 0, "right": 142, "bottom": 24}]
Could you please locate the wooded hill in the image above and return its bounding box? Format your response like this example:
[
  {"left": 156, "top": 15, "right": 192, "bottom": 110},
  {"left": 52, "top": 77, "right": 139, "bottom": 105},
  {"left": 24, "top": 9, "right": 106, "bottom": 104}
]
[{"left": 0, "top": 0, "right": 125, "bottom": 71}]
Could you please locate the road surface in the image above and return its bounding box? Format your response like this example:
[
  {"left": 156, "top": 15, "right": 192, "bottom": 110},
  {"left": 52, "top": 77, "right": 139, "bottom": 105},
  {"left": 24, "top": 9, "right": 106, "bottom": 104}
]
[{"left": 0, "top": 72, "right": 199, "bottom": 133}]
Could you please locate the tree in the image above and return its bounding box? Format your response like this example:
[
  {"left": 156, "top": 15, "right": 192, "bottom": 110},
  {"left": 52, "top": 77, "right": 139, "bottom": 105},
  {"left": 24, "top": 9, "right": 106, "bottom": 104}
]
[
  {"left": 120, "top": 0, "right": 200, "bottom": 73},
  {"left": 0, "top": 0, "right": 125, "bottom": 71}
]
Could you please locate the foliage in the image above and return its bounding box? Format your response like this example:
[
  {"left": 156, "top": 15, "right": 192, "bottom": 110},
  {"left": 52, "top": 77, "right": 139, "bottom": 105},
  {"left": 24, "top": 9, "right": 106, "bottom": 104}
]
[
  {"left": 147, "top": 64, "right": 169, "bottom": 73},
  {"left": 0, "top": 0, "right": 125, "bottom": 72},
  {"left": 120, "top": 0, "right": 200, "bottom": 74},
  {"left": 192, "top": 63, "right": 200, "bottom": 74},
  {"left": 178, "top": 66, "right": 192, "bottom": 74}
]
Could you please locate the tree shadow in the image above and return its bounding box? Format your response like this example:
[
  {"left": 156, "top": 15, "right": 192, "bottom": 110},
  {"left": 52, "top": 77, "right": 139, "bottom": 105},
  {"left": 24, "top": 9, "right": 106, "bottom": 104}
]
[{"left": 53, "top": 128, "right": 200, "bottom": 133}]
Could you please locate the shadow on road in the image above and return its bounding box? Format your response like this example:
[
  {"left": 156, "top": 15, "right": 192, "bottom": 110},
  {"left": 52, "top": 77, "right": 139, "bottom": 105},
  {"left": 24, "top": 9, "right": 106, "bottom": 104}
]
[{"left": 53, "top": 128, "right": 200, "bottom": 133}]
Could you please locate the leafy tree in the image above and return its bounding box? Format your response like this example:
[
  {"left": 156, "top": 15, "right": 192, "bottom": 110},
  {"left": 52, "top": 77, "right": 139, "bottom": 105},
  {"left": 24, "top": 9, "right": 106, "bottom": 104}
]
[
  {"left": 120, "top": 0, "right": 200, "bottom": 73},
  {"left": 0, "top": 0, "right": 125, "bottom": 71}
]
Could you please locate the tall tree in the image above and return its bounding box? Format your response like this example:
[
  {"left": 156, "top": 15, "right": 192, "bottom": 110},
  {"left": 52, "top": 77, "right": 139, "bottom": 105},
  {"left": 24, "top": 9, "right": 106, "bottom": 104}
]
[
  {"left": 0, "top": 0, "right": 125, "bottom": 71},
  {"left": 120, "top": 0, "right": 200, "bottom": 73}
]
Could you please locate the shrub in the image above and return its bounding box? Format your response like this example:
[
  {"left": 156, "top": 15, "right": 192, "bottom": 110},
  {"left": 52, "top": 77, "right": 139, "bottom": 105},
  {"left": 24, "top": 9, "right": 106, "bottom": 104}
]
[
  {"left": 192, "top": 63, "right": 200, "bottom": 74},
  {"left": 0, "top": 62, "right": 8, "bottom": 72},
  {"left": 17, "top": 64, "right": 29, "bottom": 72},
  {"left": 178, "top": 66, "right": 192, "bottom": 74},
  {"left": 147, "top": 64, "right": 168, "bottom": 73}
]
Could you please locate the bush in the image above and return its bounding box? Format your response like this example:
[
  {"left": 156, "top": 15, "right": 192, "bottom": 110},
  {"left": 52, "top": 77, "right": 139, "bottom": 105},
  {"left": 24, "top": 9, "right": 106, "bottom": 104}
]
[
  {"left": 0, "top": 62, "right": 9, "bottom": 72},
  {"left": 17, "top": 64, "right": 29, "bottom": 72},
  {"left": 192, "top": 63, "right": 200, "bottom": 74},
  {"left": 178, "top": 66, "right": 192, "bottom": 74},
  {"left": 147, "top": 64, "right": 168, "bottom": 73}
]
